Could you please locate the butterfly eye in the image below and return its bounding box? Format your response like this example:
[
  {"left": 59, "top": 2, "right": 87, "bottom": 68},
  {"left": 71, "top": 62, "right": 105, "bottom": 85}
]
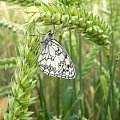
[
  {"left": 48, "top": 30, "right": 54, "bottom": 36},
  {"left": 48, "top": 32, "right": 52, "bottom": 36}
]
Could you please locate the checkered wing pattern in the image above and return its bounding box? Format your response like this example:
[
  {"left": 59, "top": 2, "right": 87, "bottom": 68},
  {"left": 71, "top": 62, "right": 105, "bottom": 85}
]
[{"left": 38, "top": 39, "right": 76, "bottom": 79}]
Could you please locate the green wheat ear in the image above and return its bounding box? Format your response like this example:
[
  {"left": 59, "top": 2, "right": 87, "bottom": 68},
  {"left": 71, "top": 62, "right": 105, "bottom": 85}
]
[
  {"left": 4, "top": 33, "right": 39, "bottom": 119},
  {"left": 25, "top": 2, "right": 111, "bottom": 46},
  {"left": 0, "top": 57, "right": 16, "bottom": 69},
  {"left": 24, "top": 2, "right": 111, "bottom": 58},
  {"left": 0, "top": 19, "right": 25, "bottom": 33},
  {"left": 0, "top": 0, "right": 41, "bottom": 6}
]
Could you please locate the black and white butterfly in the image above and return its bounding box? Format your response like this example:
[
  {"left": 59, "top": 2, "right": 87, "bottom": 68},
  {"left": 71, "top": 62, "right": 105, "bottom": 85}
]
[{"left": 38, "top": 30, "right": 76, "bottom": 79}]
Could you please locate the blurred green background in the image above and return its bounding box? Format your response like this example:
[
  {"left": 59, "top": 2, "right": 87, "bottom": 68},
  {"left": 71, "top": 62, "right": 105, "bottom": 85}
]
[{"left": 0, "top": 0, "right": 120, "bottom": 120}]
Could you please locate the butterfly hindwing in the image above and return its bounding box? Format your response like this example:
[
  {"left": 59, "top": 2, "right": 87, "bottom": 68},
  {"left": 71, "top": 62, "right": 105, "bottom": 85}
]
[{"left": 38, "top": 39, "right": 76, "bottom": 79}]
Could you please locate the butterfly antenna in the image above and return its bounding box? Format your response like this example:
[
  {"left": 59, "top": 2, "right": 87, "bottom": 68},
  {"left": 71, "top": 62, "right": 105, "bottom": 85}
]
[
  {"left": 37, "top": 29, "right": 46, "bottom": 35},
  {"left": 29, "top": 34, "right": 38, "bottom": 37},
  {"left": 30, "top": 29, "right": 45, "bottom": 37},
  {"left": 53, "top": 24, "right": 55, "bottom": 31},
  {"left": 52, "top": 25, "right": 60, "bottom": 34}
]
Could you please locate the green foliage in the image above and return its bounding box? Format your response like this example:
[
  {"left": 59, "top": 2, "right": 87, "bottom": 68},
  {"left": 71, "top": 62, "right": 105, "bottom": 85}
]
[
  {"left": 4, "top": 35, "right": 39, "bottom": 119},
  {"left": 0, "top": 85, "right": 12, "bottom": 97},
  {"left": 109, "top": 0, "right": 120, "bottom": 32},
  {"left": 82, "top": 46, "right": 99, "bottom": 80},
  {"left": 0, "top": 19, "right": 25, "bottom": 33},
  {"left": 0, "top": 57, "right": 16, "bottom": 69},
  {"left": 116, "top": 51, "right": 120, "bottom": 61},
  {"left": 58, "top": 0, "right": 83, "bottom": 5},
  {"left": 0, "top": 0, "right": 119, "bottom": 120},
  {"left": 0, "top": 0, "right": 41, "bottom": 6}
]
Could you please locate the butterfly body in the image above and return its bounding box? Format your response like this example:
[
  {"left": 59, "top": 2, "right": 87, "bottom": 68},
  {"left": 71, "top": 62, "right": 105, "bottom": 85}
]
[{"left": 38, "top": 30, "right": 76, "bottom": 79}]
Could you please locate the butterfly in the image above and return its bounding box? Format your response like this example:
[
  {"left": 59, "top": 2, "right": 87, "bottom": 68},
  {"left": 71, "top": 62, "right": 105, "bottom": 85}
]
[{"left": 38, "top": 30, "right": 76, "bottom": 79}]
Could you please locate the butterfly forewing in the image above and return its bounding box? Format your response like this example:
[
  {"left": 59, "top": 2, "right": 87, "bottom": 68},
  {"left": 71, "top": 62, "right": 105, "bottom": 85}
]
[{"left": 38, "top": 31, "right": 76, "bottom": 79}]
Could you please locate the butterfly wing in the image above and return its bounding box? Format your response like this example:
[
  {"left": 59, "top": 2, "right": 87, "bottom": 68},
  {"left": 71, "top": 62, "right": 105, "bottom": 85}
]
[{"left": 38, "top": 39, "right": 76, "bottom": 79}]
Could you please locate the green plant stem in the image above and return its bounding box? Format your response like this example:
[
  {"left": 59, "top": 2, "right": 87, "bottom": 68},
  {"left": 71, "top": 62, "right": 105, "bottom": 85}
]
[
  {"left": 97, "top": 48, "right": 105, "bottom": 120},
  {"left": 69, "top": 29, "right": 78, "bottom": 114},
  {"left": 69, "top": 29, "right": 72, "bottom": 56},
  {"left": 49, "top": 79, "right": 53, "bottom": 112},
  {"left": 78, "top": 33, "right": 84, "bottom": 116},
  {"left": 39, "top": 77, "right": 49, "bottom": 120},
  {"left": 37, "top": 80, "right": 43, "bottom": 111},
  {"left": 99, "top": 48, "right": 102, "bottom": 75},
  {"left": 63, "top": 97, "right": 81, "bottom": 120},
  {"left": 104, "top": 0, "right": 116, "bottom": 119},
  {"left": 56, "top": 32, "right": 63, "bottom": 118},
  {"left": 109, "top": 1, "right": 116, "bottom": 118},
  {"left": 105, "top": 55, "right": 117, "bottom": 120},
  {"left": 105, "top": 63, "right": 112, "bottom": 120},
  {"left": 56, "top": 78, "right": 60, "bottom": 118}
]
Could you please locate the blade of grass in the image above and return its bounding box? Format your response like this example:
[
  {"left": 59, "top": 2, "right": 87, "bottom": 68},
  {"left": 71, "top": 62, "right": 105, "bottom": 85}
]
[
  {"left": 39, "top": 76, "right": 49, "bottom": 120},
  {"left": 48, "top": 78, "right": 53, "bottom": 112},
  {"left": 69, "top": 29, "right": 78, "bottom": 114},
  {"left": 56, "top": 78, "right": 60, "bottom": 118},
  {"left": 78, "top": 32, "right": 85, "bottom": 117},
  {"left": 105, "top": 0, "right": 116, "bottom": 119}
]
